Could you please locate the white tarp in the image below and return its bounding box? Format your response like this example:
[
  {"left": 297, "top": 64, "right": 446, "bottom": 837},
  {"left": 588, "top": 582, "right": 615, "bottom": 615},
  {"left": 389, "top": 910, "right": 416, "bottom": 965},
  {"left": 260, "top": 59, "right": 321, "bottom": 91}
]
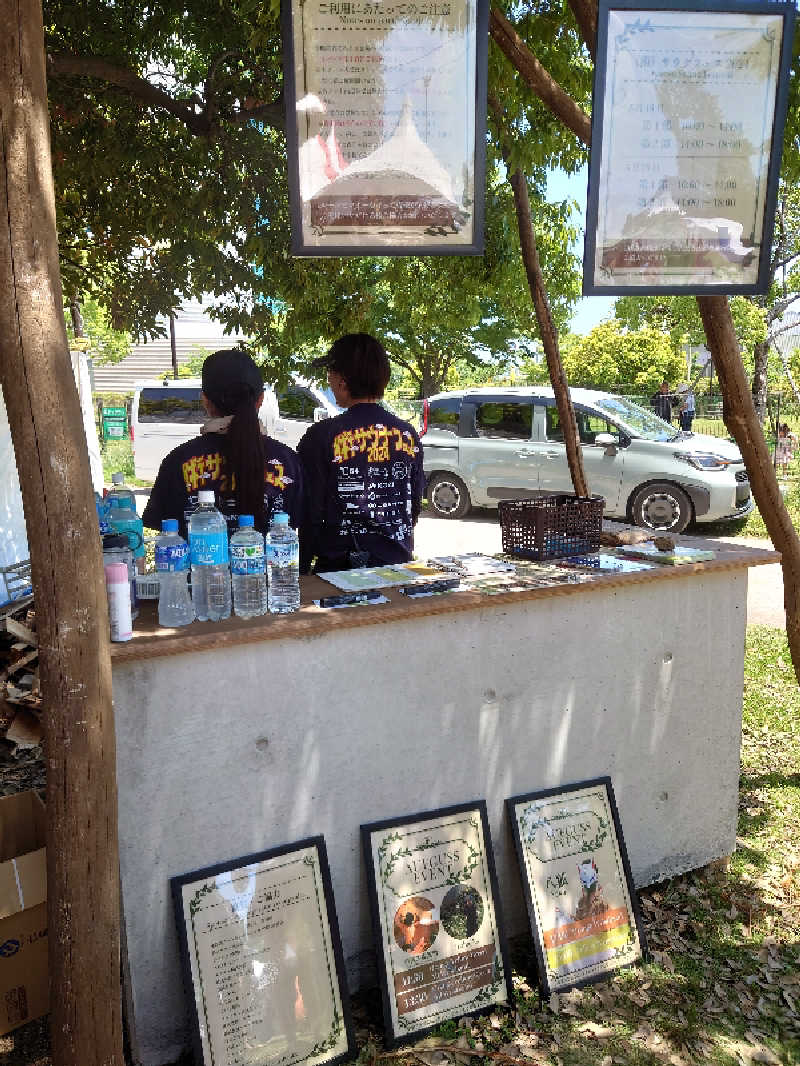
[{"left": 0, "top": 350, "right": 103, "bottom": 605}]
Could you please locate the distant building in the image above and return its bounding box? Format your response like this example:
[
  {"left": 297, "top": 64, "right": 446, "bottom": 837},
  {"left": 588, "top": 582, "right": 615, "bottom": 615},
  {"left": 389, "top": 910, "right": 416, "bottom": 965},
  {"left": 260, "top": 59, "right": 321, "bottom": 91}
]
[{"left": 92, "top": 300, "right": 246, "bottom": 392}]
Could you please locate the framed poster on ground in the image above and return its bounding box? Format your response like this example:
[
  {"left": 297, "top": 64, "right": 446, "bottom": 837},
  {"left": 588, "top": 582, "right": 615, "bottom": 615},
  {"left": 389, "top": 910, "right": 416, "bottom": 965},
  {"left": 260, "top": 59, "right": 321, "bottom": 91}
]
[
  {"left": 584, "top": 0, "right": 795, "bottom": 295},
  {"left": 171, "top": 837, "right": 355, "bottom": 1066},
  {"left": 362, "top": 801, "right": 512, "bottom": 1047},
  {"left": 507, "top": 777, "right": 646, "bottom": 997},
  {"left": 282, "top": 0, "right": 488, "bottom": 255}
]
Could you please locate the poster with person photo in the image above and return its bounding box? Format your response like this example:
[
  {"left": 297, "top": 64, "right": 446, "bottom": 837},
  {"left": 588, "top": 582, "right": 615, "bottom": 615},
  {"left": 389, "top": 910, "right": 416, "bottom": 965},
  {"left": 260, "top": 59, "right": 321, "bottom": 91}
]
[
  {"left": 362, "top": 802, "right": 512, "bottom": 1046},
  {"left": 507, "top": 777, "right": 646, "bottom": 996}
]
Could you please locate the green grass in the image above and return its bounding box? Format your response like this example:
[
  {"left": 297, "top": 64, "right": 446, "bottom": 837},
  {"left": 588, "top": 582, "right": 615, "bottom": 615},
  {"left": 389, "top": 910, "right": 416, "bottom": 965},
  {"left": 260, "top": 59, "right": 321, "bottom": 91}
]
[
  {"left": 100, "top": 438, "right": 151, "bottom": 488},
  {"left": 352, "top": 626, "right": 800, "bottom": 1066}
]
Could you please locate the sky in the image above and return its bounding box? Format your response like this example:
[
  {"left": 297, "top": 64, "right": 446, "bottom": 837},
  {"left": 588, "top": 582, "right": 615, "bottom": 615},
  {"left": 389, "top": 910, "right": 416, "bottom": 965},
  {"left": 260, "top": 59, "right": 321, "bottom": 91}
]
[{"left": 546, "top": 166, "right": 616, "bottom": 335}]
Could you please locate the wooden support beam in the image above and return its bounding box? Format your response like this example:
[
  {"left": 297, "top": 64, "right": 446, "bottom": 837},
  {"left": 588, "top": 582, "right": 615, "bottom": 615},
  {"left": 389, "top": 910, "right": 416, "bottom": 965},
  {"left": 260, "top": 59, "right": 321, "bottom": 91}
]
[{"left": 0, "top": 1, "right": 123, "bottom": 1063}]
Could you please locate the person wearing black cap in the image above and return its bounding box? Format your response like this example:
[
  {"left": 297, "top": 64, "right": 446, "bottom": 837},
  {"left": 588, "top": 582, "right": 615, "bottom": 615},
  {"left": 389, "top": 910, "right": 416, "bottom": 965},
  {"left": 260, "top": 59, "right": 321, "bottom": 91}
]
[
  {"left": 143, "top": 349, "right": 304, "bottom": 539},
  {"left": 297, "top": 333, "right": 425, "bottom": 572}
]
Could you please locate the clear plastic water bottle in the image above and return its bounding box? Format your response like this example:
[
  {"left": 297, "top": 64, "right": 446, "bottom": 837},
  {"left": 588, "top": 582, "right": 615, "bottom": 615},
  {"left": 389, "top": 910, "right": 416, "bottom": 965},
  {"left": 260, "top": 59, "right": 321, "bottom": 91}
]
[
  {"left": 188, "top": 490, "right": 231, "bottom": 621},
  {"left": 107, "top": 473, "right": 145, "bottom": 562},
  {"left": 106, "top": 472, "right": 137, "bottom": 513},
  {"left": 230, "top": 515, "right": 267, "bottom": 618},
  {"left": 267, "top": 512, "right": 300, "bottom": 614},
  {"left": 155, "top": 519, "right": 194, "bottom": 628}
]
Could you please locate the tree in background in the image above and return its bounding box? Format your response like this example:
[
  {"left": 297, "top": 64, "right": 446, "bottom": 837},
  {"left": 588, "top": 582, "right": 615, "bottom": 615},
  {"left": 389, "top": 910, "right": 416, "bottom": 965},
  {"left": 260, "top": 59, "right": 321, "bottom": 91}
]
[
  {"left": 614, "top": 185, "right": 800, "bottom": 422},
  {"left": 558, "top": 321, "right": 686, "bottom": 394},
  {"left": 44, "top": 0, "right": 582, "bottom": 394},
  {"left": 65, "top": 297, "right": 131, "bottom": 364}
]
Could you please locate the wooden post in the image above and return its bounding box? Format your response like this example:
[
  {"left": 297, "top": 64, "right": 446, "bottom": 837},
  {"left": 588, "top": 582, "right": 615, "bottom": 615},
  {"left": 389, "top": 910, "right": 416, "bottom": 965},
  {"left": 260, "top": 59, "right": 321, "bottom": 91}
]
[
  {"left": 508, "top": 169, "right": 589, "bottom": 497},
  {"left": 0, "top": 2, "right": 124, "bottom": 1064},
  {"left": 697, "top": 295, "right": 800, "bottom": 681}
]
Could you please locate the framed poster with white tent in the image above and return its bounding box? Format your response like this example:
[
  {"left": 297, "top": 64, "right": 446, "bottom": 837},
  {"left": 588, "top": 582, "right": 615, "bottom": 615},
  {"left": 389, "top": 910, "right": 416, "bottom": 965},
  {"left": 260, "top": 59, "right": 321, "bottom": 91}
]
[
  {"left": 282, "top": 0, "right": 488, "bottom": 255},
  {"left": 584, "top": 0, "right": 795, "bottom": 295}
]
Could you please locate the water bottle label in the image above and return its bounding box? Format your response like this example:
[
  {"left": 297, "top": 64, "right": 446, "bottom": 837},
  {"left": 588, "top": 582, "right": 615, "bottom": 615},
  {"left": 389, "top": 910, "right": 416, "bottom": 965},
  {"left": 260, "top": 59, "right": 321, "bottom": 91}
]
[
  {"left": 156, "top": 543, "right": 189, "bottom": 572},
  {"left": 230, "top": 544, "right": 265, "bottom": 575},
  {"left": 107, "top": 497, "right": 125, "bottom": 510},
  {"left": 267, "top": 542, "right": 299, "bottom": 568},
  {"left": 190, "top": 530, "right": 228, "bottom": 566}
]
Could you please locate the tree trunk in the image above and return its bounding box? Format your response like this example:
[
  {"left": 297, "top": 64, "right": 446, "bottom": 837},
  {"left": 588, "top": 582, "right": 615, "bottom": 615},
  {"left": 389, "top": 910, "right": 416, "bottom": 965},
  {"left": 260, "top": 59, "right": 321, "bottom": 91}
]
[
  {"left": 0, "top": 3, "right": 124, "bottom": 1064},
  {"left": 751, "top": 339, "right": 769, "bottom": 424},
  {"left": 508, "top": 170, "right": 589, "bottom": 497},
  {"left": 697, "top": 296, "right": 800, "bottom": 682}
]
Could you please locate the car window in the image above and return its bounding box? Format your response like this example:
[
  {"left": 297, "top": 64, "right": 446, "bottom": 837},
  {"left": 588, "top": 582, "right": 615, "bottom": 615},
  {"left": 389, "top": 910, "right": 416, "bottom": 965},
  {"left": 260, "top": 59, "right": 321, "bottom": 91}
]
[
  {"left": 137, "top": 389, "right": 204, "bottom": 424},
  {"left": 578, "top": 412, "right": 621, "bottom": 445},
  {"left": 544, "top": 406, "right": 564, "bottom": 443},
  {"left": 475, "top": 402, "right": 532, "bottom": 440},
  {"left": 427, "top": 397, "right": 460, "bottom": 432},
  {"left": 277, "top": 385, "right": 317, "bottom": 421}
]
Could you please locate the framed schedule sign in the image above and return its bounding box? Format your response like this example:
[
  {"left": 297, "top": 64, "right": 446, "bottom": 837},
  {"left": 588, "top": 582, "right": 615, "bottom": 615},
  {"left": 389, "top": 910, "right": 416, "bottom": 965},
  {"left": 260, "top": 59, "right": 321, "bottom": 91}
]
[
  {"left": 584, "top": 0, "right": 795, "bottom": 294},
  {"left": 507, "top": 778, "right": 646, "bottom": 997},
  {"left": 362, "top": 802, "right": 511, "bottom": 1046},
  {"left": 282, "top": 0, "right": 488, "bottom": 255},
  {"left": 171, "top": 838, "right": 355, "bottom": 1066}
]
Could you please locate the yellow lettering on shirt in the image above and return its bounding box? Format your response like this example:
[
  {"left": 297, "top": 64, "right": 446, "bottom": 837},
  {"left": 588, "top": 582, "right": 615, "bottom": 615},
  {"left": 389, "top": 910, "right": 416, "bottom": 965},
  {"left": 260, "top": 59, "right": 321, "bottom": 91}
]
[
  {"left": 332, "top": 424, "right": 416, "bottom": 463},
  {"left": 265, "top": 461, "right": 288, "bottom": 491}
]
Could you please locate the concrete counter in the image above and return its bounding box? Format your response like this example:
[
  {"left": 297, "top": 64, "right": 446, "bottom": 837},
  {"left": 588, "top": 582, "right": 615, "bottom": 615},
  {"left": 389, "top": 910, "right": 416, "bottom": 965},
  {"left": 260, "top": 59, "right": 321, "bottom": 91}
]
[{"left": 112, "top": 544, "right": 777, "bottom": 1066}]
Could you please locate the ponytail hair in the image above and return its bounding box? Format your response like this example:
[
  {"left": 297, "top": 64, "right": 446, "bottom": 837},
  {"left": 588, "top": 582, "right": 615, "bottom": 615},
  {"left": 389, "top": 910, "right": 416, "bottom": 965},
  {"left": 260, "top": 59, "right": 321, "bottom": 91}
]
[
  {"left": 224, "top": 391, "right": 267, "bottom": 531},
  {"left": 201, "top": 349, "right": 267, "bottom": 530}
]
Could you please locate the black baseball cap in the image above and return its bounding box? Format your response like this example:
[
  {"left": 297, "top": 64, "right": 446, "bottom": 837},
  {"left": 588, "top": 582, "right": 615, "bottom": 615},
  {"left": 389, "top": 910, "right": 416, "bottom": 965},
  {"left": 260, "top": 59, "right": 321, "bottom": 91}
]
[{"left": 202, "top": 349, "right": 264, "bottom": 412}]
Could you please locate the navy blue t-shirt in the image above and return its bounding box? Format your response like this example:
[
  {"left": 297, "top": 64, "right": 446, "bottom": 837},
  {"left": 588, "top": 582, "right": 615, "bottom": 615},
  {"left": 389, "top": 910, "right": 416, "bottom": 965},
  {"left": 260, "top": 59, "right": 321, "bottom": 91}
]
[
  {"left": 142, "top": 432, "right": 304, "bottom": 539},
  {"left": 297, "top": 402, "right": 425, "bottom": 571}
]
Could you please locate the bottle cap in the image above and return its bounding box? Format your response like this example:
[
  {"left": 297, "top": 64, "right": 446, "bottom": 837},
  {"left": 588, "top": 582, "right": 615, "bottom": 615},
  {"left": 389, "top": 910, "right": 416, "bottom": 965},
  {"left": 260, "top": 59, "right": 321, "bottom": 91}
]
[
  {"left": 272, "top": 512, "right": 289, "bottom": 526},
  {"left": 162, "top": 519, "right": 179, "bottom": 532},
  {"left": 198, "top": 490, "right": 215, "bottom": 505},
  {"left": 239, "top": 515, "right": 255, "bottom": 527},
  {"left": 111, "top": 472, "right": 124, "bottom": 485},
  {"left": 102, "top": 533, "right": 129, "bottom": 550},
  {"left": 104, "top": 562, "right": 128, "bottom": 584}
]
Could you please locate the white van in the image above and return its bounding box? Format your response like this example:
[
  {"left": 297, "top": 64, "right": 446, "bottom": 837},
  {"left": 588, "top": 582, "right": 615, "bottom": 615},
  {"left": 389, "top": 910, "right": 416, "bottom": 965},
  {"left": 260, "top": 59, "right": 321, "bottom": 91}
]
[{"left": 131, "top": 377, "right": 339, "bottom": 482}]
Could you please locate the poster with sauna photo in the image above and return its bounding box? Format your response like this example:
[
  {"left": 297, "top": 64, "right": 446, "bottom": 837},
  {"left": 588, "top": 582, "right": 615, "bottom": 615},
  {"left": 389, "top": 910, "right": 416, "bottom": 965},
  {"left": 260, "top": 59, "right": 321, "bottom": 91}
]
[
  {"left": 362, "top": 802, "right": 511, "bottom": 1046},
  {"left": 507, "top": 777, "right": 646, "bottom": 997}
]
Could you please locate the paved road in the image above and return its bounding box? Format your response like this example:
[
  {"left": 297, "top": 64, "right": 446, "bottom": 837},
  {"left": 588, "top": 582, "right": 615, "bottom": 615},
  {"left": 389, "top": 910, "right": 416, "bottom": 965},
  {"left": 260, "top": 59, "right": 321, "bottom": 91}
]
[{"left": 414, "top": 508, "right": 785, "bottom": 628}]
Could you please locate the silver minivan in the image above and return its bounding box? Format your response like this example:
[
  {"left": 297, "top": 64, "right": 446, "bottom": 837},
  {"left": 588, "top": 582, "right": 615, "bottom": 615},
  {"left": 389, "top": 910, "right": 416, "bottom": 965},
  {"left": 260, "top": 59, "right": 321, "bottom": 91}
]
[
  {"left": 131, "top": 377, "right": 339, "bottom": 482},
  {"left": 421, "top": 386, "right": 752, "bottom": 533}
]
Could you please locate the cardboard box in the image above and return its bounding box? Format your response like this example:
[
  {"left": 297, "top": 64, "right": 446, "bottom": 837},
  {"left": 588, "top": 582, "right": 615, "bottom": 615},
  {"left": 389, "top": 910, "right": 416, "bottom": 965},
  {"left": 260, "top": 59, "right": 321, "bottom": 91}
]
[{"left": 0, "top": 791, "right": 47, "bottom": 1035}]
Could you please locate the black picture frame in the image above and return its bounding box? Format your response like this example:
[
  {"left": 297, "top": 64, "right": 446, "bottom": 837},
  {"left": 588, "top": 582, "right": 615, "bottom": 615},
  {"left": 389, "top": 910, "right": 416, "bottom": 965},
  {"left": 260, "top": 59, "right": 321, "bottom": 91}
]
[
  {"left": 361, "top": 800, "right": 513, "bottom": 1048},
  {"left": 507, "top": 777, "right": 647, "bottom": 998},
  {"left": 584, "top": 0, "right": 796, "bottom": 295},
  {"left": 281, "top": 0, "right": 488, "bottom": 257},
  {"left": 171, "top": 836, "right": 356, "bottom": 1066}
]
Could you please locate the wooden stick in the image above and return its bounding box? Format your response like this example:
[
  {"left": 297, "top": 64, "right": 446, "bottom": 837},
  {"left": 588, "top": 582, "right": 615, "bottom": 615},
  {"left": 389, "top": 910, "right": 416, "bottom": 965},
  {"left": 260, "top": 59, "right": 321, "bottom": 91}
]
[{"left": 0, "top": 2, "right": 123, "bottom": 1064}]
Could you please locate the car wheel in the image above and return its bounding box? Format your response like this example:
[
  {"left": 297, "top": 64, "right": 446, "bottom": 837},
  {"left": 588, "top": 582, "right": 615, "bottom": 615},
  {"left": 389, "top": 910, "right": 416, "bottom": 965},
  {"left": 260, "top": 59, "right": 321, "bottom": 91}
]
[
  {"left": 427, "top": 473, "right": 471, "bottom": 519},
  {"left": 630, "top": 481, "right": 693, "bottom": 534}
]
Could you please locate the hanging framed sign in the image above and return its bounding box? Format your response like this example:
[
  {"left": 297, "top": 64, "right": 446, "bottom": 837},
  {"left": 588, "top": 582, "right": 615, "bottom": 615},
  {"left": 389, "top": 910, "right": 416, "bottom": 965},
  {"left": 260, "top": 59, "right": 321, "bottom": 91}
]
[
  {"left": 282, "top": 0, "right": 488, "bottom": 256},
  {"left": 362, "top": 801, "right": 511, "bottom": 1046},
  {"left": 507, "top": 778, "right": 646, "bottom": 997},
  {"left": 584, "top": 0, "right": 795, "bottom": 294},
  {"left": 171, "top": 837, "right": 355, "bottom": 1066}
]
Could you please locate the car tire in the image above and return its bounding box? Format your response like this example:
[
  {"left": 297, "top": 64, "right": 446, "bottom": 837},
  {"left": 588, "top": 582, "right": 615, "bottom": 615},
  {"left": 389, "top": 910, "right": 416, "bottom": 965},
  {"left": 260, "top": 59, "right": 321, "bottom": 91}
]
[
  {"left": 427, "top": 473, "right": 471, "bottom": 519},
  {"left": 630, "top": 481, "right": 693, "bottom": 534}
]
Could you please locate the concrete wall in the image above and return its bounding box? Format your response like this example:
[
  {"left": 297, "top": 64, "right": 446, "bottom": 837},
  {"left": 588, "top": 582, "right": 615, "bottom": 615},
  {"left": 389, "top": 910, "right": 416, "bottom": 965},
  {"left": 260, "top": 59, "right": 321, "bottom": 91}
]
[{"left": 113, "top": 568, "right": 748, "bottom": 1066}]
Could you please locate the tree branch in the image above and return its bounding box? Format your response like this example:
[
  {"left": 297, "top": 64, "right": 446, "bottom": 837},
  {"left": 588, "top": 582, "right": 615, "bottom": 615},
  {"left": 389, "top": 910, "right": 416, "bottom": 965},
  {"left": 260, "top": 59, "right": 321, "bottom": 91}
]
[
  {"left": 489, "top": 6, "right": 592, "bottom": 147},
  {"left": 47, "top": 52, "right": 284, "bottom": 136},
  {"left": 567, "top": 0, "right": 597, "bottom": 61}
]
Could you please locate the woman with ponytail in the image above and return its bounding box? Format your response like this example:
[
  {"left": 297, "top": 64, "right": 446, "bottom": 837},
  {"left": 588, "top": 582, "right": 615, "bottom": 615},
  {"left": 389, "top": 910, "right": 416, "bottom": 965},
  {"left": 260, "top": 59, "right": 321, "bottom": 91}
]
[{"left": 143, "top": 349, "right": 304, "bottom": 540}]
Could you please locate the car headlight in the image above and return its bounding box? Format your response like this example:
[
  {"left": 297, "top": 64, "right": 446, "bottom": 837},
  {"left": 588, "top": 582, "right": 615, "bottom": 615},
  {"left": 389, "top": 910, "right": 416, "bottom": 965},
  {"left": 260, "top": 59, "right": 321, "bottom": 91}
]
[{"left": 674, "top": 451, "right": 733, "bottom": 470}]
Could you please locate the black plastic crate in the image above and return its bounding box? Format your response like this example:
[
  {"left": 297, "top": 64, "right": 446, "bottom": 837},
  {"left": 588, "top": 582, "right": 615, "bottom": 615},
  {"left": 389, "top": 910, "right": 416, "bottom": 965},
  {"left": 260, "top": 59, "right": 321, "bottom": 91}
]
[{"left": 498, "top": 495, "right": 605, "bottom": 560}]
